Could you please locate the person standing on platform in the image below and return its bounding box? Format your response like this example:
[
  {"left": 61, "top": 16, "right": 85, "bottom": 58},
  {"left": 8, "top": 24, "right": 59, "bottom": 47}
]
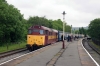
[{"left": 61, "top": 35, "right": 63, "bottom": 41}]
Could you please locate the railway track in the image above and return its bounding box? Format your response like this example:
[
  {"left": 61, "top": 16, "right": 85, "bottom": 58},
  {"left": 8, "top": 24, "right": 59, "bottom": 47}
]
[
  {"left": 87, "top": 40, "right": 100, "bottom": 55},
  {"left": 0, "top": 48, "right": 27, "bottom": 58},
  {"left": 0, "top": 48, "right": 29, "bottom": 64},
  {"left": 82, "top": 39, "right": 100, "bottom": 65}
]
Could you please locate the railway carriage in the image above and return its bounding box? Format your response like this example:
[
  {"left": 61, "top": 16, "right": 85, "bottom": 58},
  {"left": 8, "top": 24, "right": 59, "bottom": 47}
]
[
  {"left": 58, "top": 31, "right": 63, "bottom": 41},
  {"left": 26, "top": 25, "right": 58, "bottom": 51},
  {"left": 58, "top": 31, "right": 70, "bottom": 41},
  {"left": 64, "top": 32, "right": 70, "bottom": 40}
]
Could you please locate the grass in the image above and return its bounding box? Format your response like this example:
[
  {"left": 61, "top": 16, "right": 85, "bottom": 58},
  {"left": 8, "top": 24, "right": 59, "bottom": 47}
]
[{"left": 0, "top": 41, "right": 26, "bottom": 53}]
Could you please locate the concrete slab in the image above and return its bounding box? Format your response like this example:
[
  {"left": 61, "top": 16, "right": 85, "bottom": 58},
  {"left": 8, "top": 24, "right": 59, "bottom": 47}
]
[{"left": 55, "top": 40, "right": 82, "bottom": 66}]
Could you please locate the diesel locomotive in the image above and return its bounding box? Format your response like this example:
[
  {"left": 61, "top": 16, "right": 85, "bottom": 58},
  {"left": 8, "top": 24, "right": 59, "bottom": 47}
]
[
  {"left": 26, "top": 25, "right": 58, "bottom": 51},
  {"left": 26, "top": 25, "right": 69, "bottom": 51}
]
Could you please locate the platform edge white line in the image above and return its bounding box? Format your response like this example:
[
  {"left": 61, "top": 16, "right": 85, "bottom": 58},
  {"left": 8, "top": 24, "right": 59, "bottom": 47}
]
[
  {"left": 0, "top": 45, "right": 48, "bottom": 66},
  {"left": 81, "top": 39, "right": 99, "bottom": 66}
]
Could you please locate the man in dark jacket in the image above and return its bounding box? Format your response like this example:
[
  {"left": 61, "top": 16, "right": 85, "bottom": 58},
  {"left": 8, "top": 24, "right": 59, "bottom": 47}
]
[{"left": 61, "top": 35, "right": 63, "bottom": 41}]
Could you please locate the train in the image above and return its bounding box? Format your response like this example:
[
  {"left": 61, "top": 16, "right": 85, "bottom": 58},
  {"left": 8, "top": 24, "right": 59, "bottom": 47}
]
[{"left": 26, "top": 25, "right": 69, "bottom": 51}]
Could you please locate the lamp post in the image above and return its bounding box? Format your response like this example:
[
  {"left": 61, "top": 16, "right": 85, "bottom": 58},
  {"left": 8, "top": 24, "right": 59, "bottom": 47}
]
[
  {"left": 74, "top": 29, "right": 75, "bottom": 37},
  {"left": 71, "top": 25, "right": 72, "bottom": 35},
  {"left": 62, "top": 11, "right": 66, "bottom": 49}
]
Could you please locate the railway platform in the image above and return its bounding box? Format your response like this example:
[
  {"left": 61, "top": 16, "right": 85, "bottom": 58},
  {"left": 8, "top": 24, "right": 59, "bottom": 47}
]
[{"left": 0, "top": 39, "right": 98, "bottom": 66}]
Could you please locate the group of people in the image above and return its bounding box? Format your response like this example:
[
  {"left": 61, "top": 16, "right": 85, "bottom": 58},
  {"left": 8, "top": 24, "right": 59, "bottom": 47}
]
[
  {"left": 67, "top": 35, "right": 72, "bottom": 42},
  {"left": 61, "top": 35, "right": 79, "bottom": 42}
]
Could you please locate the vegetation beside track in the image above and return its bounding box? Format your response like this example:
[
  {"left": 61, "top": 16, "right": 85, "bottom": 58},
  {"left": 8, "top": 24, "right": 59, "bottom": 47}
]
[
  {"left": 88, "top": 40, "right": 100, "bottom": 51},
  {"left": 0, "top": 41, "right": 26, "bottom": 53}
]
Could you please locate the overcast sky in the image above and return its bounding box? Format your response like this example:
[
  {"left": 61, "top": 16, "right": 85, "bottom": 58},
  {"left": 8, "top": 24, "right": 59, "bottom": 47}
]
[{"left": 6, "top": 0, "right": 100, "bottom": 27}]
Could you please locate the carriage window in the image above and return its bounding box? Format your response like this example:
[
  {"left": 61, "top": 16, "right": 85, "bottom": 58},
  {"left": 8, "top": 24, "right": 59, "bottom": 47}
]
[
  {"left": 28, "top": 30, "right": 32, "bottom": 34},
  {"left": 40, "top": 30, "right": 43, "bottom": 34}
]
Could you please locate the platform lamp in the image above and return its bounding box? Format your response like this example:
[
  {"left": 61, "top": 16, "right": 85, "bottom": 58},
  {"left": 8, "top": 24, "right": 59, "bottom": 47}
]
[
  {"left": 62, "top": 11, "right": 66, "bottom": 49},
  {"left": 71, "top": 25, "right": 72, "bottom": 35}
]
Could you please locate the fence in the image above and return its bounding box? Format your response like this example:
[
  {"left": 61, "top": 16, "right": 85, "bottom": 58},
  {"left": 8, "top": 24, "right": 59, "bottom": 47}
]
[{"left": 92, "top": 38, "right": 100, "bottom": 46}]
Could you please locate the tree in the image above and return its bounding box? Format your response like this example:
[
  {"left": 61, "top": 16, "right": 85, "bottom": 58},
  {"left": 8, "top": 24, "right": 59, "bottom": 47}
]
[
  {"left": 51, "top": 19, "right": 63, "bottom": 30},
  {"left": 27, "top": 17, "right": 71, "bottom": 33},
  {"left": 75, "top": 30, "right": 79, "bottom": 34},
  {"left": 27, "top": 16, "right": 50, "bottom": 28},
  {"left": 65, "top": 25, "right": 71, "bottom": 32},
  {"left": 88, "top": 18, "right": 100, "bottom": 40},
  {"left": 0, "top": 0, "right": 26, "bottom": 44},
  {"left": 79, "top": 27, "right": 87, "bottom": 35}
]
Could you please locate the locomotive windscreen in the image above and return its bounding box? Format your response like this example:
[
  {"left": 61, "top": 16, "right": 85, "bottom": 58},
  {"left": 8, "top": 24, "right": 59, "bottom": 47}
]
[
  {"left": 40, "top": 30, "right": 44, "bottom": 34},
  {"left": 28, "top": 29, "right": 32, "bottom": 34}
]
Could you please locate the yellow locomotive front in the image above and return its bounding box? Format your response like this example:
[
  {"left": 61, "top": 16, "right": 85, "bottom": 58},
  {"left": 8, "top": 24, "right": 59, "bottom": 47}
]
[
  {"left": 27, "top": 35, "right": 45, "bottom": 46},
  {"left": 26, "top": 26, "right": 46, "bottom": 51}
]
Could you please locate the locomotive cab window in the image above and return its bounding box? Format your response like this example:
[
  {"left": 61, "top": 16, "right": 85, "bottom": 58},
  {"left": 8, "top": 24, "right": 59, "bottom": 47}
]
[
  {"left": 40, "top": 30, "right": 44, "bottom": 34},
  {"left": 28, "top": 30, "right": 32, "bottom": 34}
]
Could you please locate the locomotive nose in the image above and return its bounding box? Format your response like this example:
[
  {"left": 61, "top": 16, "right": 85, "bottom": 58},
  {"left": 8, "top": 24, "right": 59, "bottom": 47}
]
[{"left": 27, "top": 35, "right": 45, "bottom": 46}]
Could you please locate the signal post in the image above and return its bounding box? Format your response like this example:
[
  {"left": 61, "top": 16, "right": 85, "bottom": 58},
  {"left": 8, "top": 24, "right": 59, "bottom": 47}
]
[{"left": 62, "top": 11, "right": 66, "bottom": 49}]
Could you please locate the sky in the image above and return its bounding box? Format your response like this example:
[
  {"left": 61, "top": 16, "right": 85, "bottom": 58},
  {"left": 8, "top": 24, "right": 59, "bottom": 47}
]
[{"left": 6, "top": 0, "right": 100, "bottom": 27}]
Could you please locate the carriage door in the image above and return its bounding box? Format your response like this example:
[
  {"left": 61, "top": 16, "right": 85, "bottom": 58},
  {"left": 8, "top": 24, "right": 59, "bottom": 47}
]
[{"left": 45, "top": 30, "right": 48, "bottom": 45}]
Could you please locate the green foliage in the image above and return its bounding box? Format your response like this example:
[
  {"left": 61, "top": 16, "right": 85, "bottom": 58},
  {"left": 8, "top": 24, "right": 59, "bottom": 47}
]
[
  {"left": 27, "top": 17, "right": 71, "bottom": 32},
  {"left": 0, "top": 41, "right": 26, "bottom": 53},
  {"left": 75, "top": 30, "right": 79, "bottom": 34},
  {"left": 79, "top": 27, "right": 87, "bottom": 35},
  {"left": 27, "top": 16, "right": 49, "bottom": 27},
  {"left": 51, "top": 19, "right": 63, "bottom": 30},
  {"left": 0, "top": 0, "right": 26, "bottom": 45},
  {"left": 88, "top": 18, "right": 100, "bottom": 40},
  {"left": 65, "top": 25, "right": 71, "bottom": 32}
]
